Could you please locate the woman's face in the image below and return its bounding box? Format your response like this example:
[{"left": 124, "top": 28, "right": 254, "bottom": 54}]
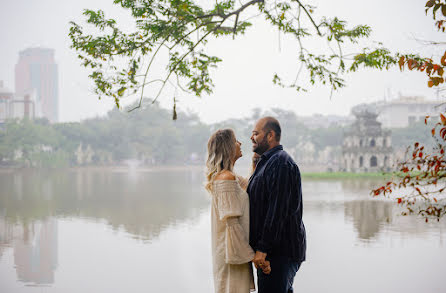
[{"left": 234, "top": 137, "right": 242, "bottom": 162}]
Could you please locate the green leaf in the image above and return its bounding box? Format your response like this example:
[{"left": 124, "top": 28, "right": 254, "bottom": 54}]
[{"left": 117, "top": 87, "right": 126, "bottom": 96}]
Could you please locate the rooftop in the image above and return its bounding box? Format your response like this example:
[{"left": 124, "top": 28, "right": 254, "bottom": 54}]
[{"left": 387, "top": 95, "right": 441, "bottom": 105}]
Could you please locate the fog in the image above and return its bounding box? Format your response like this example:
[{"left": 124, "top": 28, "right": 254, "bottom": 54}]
[{"left": 1, "top": 0, "right": 444, "bottom": 123}]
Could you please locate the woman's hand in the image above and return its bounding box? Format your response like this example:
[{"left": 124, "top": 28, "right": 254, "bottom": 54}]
[
  {"left": 252, "top": 153, "right": 261, "bottom": 172},
  {"left": 260, "top": 260, "right": 271, "bottom": 275}
]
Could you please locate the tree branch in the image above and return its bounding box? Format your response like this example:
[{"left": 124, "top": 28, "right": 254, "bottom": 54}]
[
  {"left": 198, "top": 0, "right": 264, "bottom": 20},
  {"left": 128, "top": 38, "right": 168, "bottom": 112},
  {"left": 151, "top": 24, "right": 221, "bottom": 104},
  {"left": 295, "top": 0, "right": 322, "bottom": 36}
]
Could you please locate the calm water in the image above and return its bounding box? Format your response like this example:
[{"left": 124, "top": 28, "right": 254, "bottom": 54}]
[{"left": 0, "top": 168, "right": 445, "bottom": 293}]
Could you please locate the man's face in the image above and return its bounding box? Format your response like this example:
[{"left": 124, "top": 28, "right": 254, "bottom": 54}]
[{"left": 251, "top": 120, "right": 270, "bottom": 155}]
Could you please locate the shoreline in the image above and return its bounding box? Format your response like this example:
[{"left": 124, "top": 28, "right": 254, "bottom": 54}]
[
  {"left": 0, "top": 165, "right": 206, "bottom": 173},
  {"left": 0, "top": 166, "right": 391, "bottom": 178}
]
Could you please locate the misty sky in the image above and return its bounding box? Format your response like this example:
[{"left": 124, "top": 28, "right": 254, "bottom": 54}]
[{"left": 0, "top": 0, "right": 444, "bottom": 123}]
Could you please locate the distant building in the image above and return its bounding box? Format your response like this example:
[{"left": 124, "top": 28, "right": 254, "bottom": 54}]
[
  {"left": 342, "top": 111, "right": 393, "bottom": 172},
  {"left": 0, "top": 81, "right": 14, "bottom": 123},
  {"left": 352, "top": 95, "right": 446, "bottom": 128},
  {"left": 0, "top": 80, "right": 40, "bottom": 121},
  {"left": 15, "top": 48, "right": 59, "bottom": 123},
  {"left": 297, "top": 114, "right": 354, "bottom": 129}
]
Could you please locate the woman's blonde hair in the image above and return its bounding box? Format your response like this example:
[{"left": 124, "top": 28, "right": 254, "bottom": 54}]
[{"left": 205, "top": 129, "right": 236, "bottom": 192}]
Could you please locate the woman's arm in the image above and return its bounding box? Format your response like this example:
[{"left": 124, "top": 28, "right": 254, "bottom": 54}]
[{"left": 214, "top": 180, "right": 254, "bottom": 264}]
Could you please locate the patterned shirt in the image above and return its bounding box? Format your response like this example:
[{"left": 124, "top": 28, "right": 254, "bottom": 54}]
[{"left": 247, "top": 145, "right": 306, "bottom": 262}]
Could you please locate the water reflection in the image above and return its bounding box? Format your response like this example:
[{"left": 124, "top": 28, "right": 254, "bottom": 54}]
[
  {"left": 0, "top": 171, "right": 444, "bottom": 292},
  {"left": 304, "top": 178, "right": 405, "bottom": 241},
  {"left": 0, "top": 169, "right": 209, "bottom": 241},
  {"left": 0, "top": 168, "right": 209, "bottom": 286},
  {"left": 344, "top": 200, "right": 393, "bottom": 240},
  {"left": 0, "top": 216, "right": 58, "bottom": 285}
]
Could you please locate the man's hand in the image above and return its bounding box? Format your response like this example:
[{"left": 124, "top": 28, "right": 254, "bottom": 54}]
[
  {"left": 260, "top": 260, "right": 271, "bottom": 275},
  {"left": 252, "top": 251, "right": 267, "bottom": 269}
]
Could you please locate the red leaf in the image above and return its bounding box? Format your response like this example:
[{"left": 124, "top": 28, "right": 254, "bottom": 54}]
[
  {"left": 432, "top": 128, "right": 436, "bottom": 136},
  {"left": 419, "top": 152, "right": 423, "bottom": 158},
  {"left": 398, "top": 56, "right": 405, "bottom": 70},
  {"left": 434, "top": 197, "right": 438, "bottom": 202},
  {"left": 426, "top": 0, "right": 436, "bottom": 7},
  {"left": 441, "top": 52, "right": 446, "bottom": 66},
  {"left": 425, "top": 218, "right": 429, "bottom": 223},
  {"left": 433, "top": 64, "right": 439, "bottom": 73},
  {"left": 427, "top": 63, "right": 434, "bottom": 75},
  {"left": 441, "top": 113, "right": 446, "bottom": 125},
  {"left": 397, "top": 198, "right": 402, "bottom": 204}
]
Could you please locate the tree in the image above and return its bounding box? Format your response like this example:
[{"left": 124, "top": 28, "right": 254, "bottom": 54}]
[
  {"left": 372, "top": 1, "right": 446, "bottom": 221},
  {"left": 373, "top": 115, "right": 446, "bottom": 221},
  {"left": 69, "top": 0, "right": 377, "bottom": 112}
]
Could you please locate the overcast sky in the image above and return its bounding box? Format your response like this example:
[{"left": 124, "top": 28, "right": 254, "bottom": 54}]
[{"left": 1, "top": 0, "right": 444, "bottom": 123}]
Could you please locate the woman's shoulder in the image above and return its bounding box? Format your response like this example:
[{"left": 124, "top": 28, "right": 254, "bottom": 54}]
[
  {"left": 212, "top": 171, "right": 239, "bottom": 194},
  {"left": 214, "top": 170, "right": 236, "bottom": 181}
]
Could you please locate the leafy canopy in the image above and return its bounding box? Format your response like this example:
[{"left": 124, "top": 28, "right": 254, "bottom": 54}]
[{"left": 70, "top": 0, "right": 380, "bottom": 113}]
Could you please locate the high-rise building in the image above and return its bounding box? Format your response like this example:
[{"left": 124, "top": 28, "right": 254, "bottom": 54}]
[{"left": 15, "top": 48, "right": 59, "bottom": 123}]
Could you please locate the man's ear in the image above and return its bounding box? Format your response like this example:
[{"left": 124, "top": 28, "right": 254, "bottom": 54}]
[{"left": 267, "top": 131, "right": 275, "bottom": 142}]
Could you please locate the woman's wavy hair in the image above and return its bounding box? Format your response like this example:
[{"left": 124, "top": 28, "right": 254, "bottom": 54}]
[{"left": 205, "top": 129, "right": 236, "bottom": 192}]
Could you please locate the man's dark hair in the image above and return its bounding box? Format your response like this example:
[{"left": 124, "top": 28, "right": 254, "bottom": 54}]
[{"left": 263, "top": 117, "right": 281, "bottom": 142}]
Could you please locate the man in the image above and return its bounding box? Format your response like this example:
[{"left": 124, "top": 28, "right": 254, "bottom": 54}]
[{"left": 247, "top": 117, "right": 306, "bottom": 293}]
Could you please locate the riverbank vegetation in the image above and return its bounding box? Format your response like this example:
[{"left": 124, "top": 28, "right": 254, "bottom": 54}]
[{"left": 0, "top": 101, "right": 437, "bottom": 168}]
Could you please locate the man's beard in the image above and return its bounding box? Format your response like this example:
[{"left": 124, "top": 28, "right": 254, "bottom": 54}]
[{"left": 253, "top": 135, "right": 270, "bottom": 155}]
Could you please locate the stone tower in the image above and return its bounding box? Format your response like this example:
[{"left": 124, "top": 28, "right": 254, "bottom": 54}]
[{"left": 342, "top": 110, "right": 393, "bottom": 172}]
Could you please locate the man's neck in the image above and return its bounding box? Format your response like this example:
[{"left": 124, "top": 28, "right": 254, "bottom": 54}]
[{"left": 267, "top": 142, "right": 280, "bottom": 151}]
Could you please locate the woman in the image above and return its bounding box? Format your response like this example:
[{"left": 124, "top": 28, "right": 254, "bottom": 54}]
[{"left": 205, "top": 129, "right": 270, "bottom": 293}]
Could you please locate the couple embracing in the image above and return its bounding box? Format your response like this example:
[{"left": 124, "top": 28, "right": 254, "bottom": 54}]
[{"left": 205, "top": 117, "right": 307, "bottom": 293}]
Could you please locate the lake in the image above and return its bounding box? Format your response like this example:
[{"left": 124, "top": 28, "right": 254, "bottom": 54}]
[{"left": 0, "top": 168, "right": 445, "bottom": 293}]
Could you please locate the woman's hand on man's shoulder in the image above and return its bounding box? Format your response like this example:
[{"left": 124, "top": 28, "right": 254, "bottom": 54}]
[{"left": 215, "top": 170, "right": 236, "bottom": 181}]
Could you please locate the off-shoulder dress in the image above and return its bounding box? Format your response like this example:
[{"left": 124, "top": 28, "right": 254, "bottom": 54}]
[{"left": 210, "top": 175, "right": 255, "bottom": 293}]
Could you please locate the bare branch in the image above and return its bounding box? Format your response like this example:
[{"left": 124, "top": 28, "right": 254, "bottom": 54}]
[
  {"left": 412, "top": 35, "right": 446, "bottom": 46},
  {"left": 128, "top": 38, "right": 168, "bottom": 112},
  {"left": 233, "top": 12, "right": 240, "bottom": 38},
  {"left": 151, "top": 24, "right": 221, "bottom": 104},
  {"left": 197, "top": 0, "right": 264, "bottom": 20},
  {"left": 295, "top": 0, "right": 322, "bottom": 36}
]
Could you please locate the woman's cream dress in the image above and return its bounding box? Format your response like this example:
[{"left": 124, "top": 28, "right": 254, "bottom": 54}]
[{"left": 211, "top": 176, "right": 255, "bottom": 293}]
